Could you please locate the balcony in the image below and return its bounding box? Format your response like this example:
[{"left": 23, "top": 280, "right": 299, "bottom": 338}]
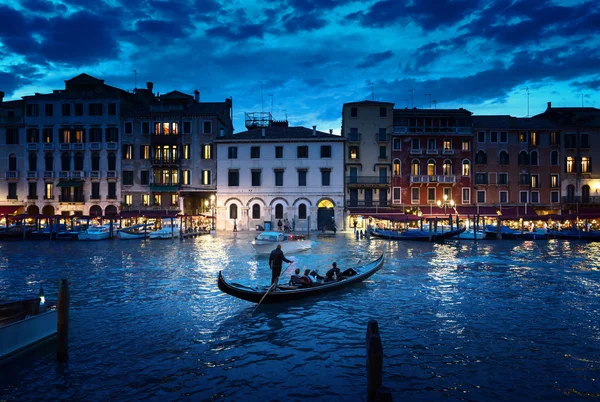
[
  {"left": 106, "top": 171, "right": 117, "bottom": 179},
  {"left": 562, "top": 196, "right": 600, "bottom": 204},
  {"left": 44, "top": 196, "right": 54, "bottom": 200},
  {"left": 90, "top": 142, "right": 101, "bottom": 150},
  {"left": 409, "top": 149, "right": 422, "bottom": 155},
  {"left": 42, "top": 143, "right": 54, "bottom": 150},
  {"left": 410, "top": 175, "right": 429, "bottom": 183},
  {"left": 59, "top": 143, "right": 71, "bottom": 150},
  {"left": 72, "top": 143, "right": 84, "bottom": 150},
  {"left": 426, "top": 149, "right": 438, "bottom": 155},
  {"left": 347, "top": 133, "right": 361, "bottom": 142},
  {"left": 346, "top": 200, "right": 390, "bottom": 209},
  {"left": 43, "top": 171, "right": 54, "bottom": 179},
  {"left": 5, "top": 171, "right": 18, "bottom": 180},
  {"left": 59, "top": 195, "right": 85, "bottom": 203},
  {"left": 345, "top": 176, "right": 390, "bottom": 185},
  {"left": 90, "top": 171, "right": 101, "bottom": 179},
  {"left": 26, "top": 143, "right": 39, "bottom": 151},
  {"left": 431, "top": 175, "right": 456, "bottom": 183},
  {"left": 442, "top": 149, "right": 454, "bottom": 155},
  {"left": 27, "top": 171, "right": 37, "bottom": 179},
  {"left": 106, "top": 142, "right": 118, "bottom": 150},
  {"left": 27, "top": 195, "right": 38, "bottom": 200},
  {"left": 71, "top": 171, "right": 85, "bottom": 179},
  {"left": 90, "top": 194, "right": 101, "bottom": 200},
  {"left": 377, "top": 134, "right": 388, "bottom": 143},
  {"left": 59, "top": 171, "right": 69, "bottom": 179}
]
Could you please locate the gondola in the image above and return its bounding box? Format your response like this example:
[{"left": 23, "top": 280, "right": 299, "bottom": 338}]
[
  {"left": 369, "top": 226, "right": 465, "bottom": 241},
  {"left": 217, "top": 252, "right": 385, "bottom": 304}
]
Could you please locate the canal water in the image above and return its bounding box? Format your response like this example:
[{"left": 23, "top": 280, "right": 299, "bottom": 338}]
[{"left": 0, "top": 233, "right": 599, "bottom": 401}]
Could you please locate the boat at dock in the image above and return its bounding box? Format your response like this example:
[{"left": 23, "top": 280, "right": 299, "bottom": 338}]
[
  {"left": 118, "top": 223, "right": 155, "bottom": 240},
  {"left": 217, "top": 252, "right": 385, "bottom": 304},
  {"left": 149, "top": 221, "right": 180, "bottom": 239},
  {"left": 484, "top": 224, "right": 523, "bottom": 239},
  {"left": 250, "top": 231, "right": 313, "bottom": 255},
  {"left": 370, "top": 226, "right": 465, "bottom": 241},
  {"left": 78, "top": 224, "right": 114, "bottom": 241},
  {"left": 0, "top": 297, "right": 57, "bottom": 361}
]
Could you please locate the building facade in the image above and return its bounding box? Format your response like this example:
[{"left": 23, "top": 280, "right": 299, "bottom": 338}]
[{"left": 215, "top": 124, "right": 345, "bottom": 232}]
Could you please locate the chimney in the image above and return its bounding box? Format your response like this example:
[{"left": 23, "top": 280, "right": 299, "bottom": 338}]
[
  {"left": 329, "top": 129, "right": 333, "bottom": 135},
  {"left": 194, "top": 90, "right": 200, "bottom": 102},
  {"left": 262, "top": 128, "right": 266, "bottom": 137},
  {"left": 312, "top": 125, "right": 316, "bottom": 136},
  {"left": 547, "top": 102, "right": 552, "bottom": 110},
  {"left": 146, "top": 82, "right": 154, "bottom": 93},
  {"left": 0, "top": 91, "right": 4, "bottom": 103}
]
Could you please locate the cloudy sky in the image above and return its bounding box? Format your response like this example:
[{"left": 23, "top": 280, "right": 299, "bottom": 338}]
[{"left": 1, "top": 0, "right": 599, "bottom": 133}]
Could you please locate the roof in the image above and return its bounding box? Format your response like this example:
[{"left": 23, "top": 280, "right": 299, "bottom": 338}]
[
  {"left": 534, "top": 106, "right": 600, "bottom": 127},
  {"left": 473, "top": 115, "right": 557, "bottom": 129},
  {"left": 343, "top": 100, "right": 395, "bottom": 107},
  {"left": 215, "top": 126, "right": 344, "bottom": 142},
  {"left": 393, "top": 108, "right": 473, "bottom": 116}
]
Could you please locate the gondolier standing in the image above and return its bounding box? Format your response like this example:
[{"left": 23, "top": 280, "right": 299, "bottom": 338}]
[{"left": 268, "top": 244, "right": 292, "bottom": 286}]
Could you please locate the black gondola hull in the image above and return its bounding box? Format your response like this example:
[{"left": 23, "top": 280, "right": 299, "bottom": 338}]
[{"left": 217, "top": 253, "right": 385, "bottom": 304}]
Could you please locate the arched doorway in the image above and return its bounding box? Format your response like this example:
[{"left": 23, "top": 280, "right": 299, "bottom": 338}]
[
  {"left": 566, "top": 185, "right": 576, "bottom": 203},
  {"left": 89, "top": 205, "right": 103, "bottom": 217},
  {"left": 42, "top": 205, "right": 55, "bottom": 217},
  {"left": 582, "top": 185, "right": 591, "bottom": 203},
  {"left": 105, "top": 205, "right": 118, "bottom": 217},
  {"left": 27, "top": 205, "right": 40, "bottom": 216},
  {"left": 317, "top": 199, "right": 335, "bottom": 231}
]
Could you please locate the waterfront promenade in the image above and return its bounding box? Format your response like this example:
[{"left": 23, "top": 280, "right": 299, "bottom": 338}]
[{"left": 1, "top": 232, "right": 599, "bottom": 401}]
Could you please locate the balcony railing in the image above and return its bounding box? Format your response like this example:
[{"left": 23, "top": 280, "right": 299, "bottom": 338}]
[
  {"left": 42, "top": 143, "right": 54, "bottom": 150},
  {"left": 347, "top": 133, "right": 361, "bottom": 142},
  {"left": 346, "top": 176, "right": 390, "bottom": 185},
  {"left": 106, "top": 142, "right": 118, "bottom": 150},
  {"left": 71, "top": 171, "right": 85, "bottom": 179},
  {"left": 59, "top": 171, "right": 69, "bottom": 179},
  {"left": 410, "top": 175, "right": 429, "bottom": 183},
  {"left": 59, "top": 143, "right": 71, "bottom": 150},
  {"left": 346, "top": 200, "right": 390, "bottom": 208},
  {"left": 90, "top": 171, "right": 101, "bottom": 179},
  {"left": 4, "top": 171, "right": 18, "bottom": 179},
  {"left": 426, "top": 149, "right": 438, "bottom": 155},
  {"left": 107, "top": 171, "right": 117, "bottom": 179},
  {"left": 72, "top": 143, "right": 84, "bottom": 150},
  {"left": 43, "top": 171, "right": 54, "bottom": 179},
  {"left": 393, "top": 126, "right": 472, "bottom": 134},
  {"left": 26, "top": 143, "right": 39, "bottom": 151},
  {"left": 410, "top": 175, "right": 456, "bottom": 183},
  {"left": 409, "top": 149, "right": 422, "bottom": 155},
  {"left": 90, "top": 142, "right": 101, "bottom": 150},
  {"left": 27, "top": 195, "right": 38, "bottom": 200},
  {"left": 59, "top": 195, "right": 85, "bottom": 203},
  {"left": 442, "top": 149, "right": 454, "bottom": 155},
  {"left": 44, "top": 196, "right": 54, "bottom": 200},
  {"left": 27, "top": 171, "right": 37, "bottom": 179},
  {"left": 562, "top": 196, "right": 600, "bottom": 204}
]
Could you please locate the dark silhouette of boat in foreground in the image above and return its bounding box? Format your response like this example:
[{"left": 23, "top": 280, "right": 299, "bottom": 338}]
[
  {"left": 217, "top": 252, "right": 385, "bottom": 304},
  {"left": 369, "top": 226, "right": 465, "bottom": 241}
]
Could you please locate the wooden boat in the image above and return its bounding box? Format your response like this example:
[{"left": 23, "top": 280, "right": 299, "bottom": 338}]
[
  {"left": 546, "top": 228, "right": 600, "bottom": 241},
  {"left": 522, "top": 228, "right": 549, "bottom": 240},
  {"left": 456, "top": 228, "right": 486, "bottom": 240},
  {"left": 0, "top": 297, "right": 57, "bottom": 361},
  {"left": 118, "top": 223, "right": 154, "bottom": 240},
  {"left": 250, "top": 231, "right": 313, "bottom": 255},
  {"left": 217, "top": 252, "right": 385, "bottom": 304},
  {"left": 369, "top": 226, "right": 465, "bottom": 241},
  {"left": 484, "top": 224, "right": 523, "bottom": 239}
]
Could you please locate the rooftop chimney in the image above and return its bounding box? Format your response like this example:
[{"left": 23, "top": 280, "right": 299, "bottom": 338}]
[
  {"left": 262, "top": 128, "right": 266, "bottom": 137},
  {"left": 547, "top": 101, "right": 552, "bottom": 110},
  {"left": 329, "top": 129, "right": 333, "bottom": 134},
  {"left": 0, "top": 91, "right": 4, "bottom": 103},
  {"left": 146, "top": 82, "right": 154, "bottom": 93},
  {"left": 194, "top": 90, "right": 200, "bottom": 102},
  {"left": 312, "top": 125, "right": 316, "bottom": 136}
]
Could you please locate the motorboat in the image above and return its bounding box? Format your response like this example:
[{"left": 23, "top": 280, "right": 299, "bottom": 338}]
[
  {"left": 78, "top": 224, "right": 113, "bottom": 241},
  {"left": 218, "top": 252, "right": 384, "bottom": 304},
  {"left": 250, "top": 231, "right": 313, "bottom": 255},
  {"left": 149, "top": 222, "right": 180, "bottom": 239},
  {"left": 118, "top": 223, "right": 155, "bottom": 240},
  {"left": 0, "top": 297, "right": 57, "bottom": 361}
]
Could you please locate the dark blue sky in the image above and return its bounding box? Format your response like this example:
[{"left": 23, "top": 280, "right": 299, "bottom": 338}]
[{"left": 1, "top": 0, "right": 599, "bottom": 133}]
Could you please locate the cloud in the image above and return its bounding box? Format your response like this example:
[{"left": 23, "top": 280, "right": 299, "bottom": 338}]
[
  {"left": 572, "top": 79, "right": 600, "bottom": 91},
  {"left": 0, "top": 72, "right": 24, "bottom": 94},
  {"left": 281, "top": 12, "right": 328, "bottom": 33},
  {"left": 205, "top": 23, "right": 266, "bottom": 41},
  {"left": 356, "top": 50, "right": 393, "bottom": 69}
]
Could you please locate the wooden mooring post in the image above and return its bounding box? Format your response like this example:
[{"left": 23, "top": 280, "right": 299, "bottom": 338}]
[
  {"left": 366, "top": 320, "right": 393, "bottom": 402},
  {"left": 57, "top": 279, "right": 69, "bottom": 362}
]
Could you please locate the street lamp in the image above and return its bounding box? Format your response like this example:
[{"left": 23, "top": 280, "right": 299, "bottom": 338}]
[{"left": 437, "top": 194, "right": 455, "bottom": 214}]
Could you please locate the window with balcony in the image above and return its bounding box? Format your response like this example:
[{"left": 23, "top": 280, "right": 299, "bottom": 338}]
[
  {"left": 28, "top": 152, "right": 37, "bottom": 171},
  {"left": 60, "top": 152, "right": 70, "bottom": 171},
  {"left": 443, "top": 160, "right": 451, "bottom": 176},
  {"left": 581, "top": 156, "right": 591, "bottom": 173},
  {"left": 297, "top": 146, "right": 308, "bottom": 158},
  {"left": 43, "top": 128, "right": 53, "bottom": 143},
  {"left": 45, "top": 153, "right": 53, "bottom": 171},
  {"left": 27, "top": 128, "right": 39, "bottom": 143},
  {"left": 427, "top": 160, "right": 435, "bottom": 176},
  {"left": 108, "top": 152, "right": 116, "bottom": 171},
  {"left": 202, "top": 170, "right": 211, "bottom": 185},
  {"left": 106, "top": 127, "right": 118, "bottom": 142},
  {"left": 251, "top": 146, "right": 260, "bottom": 159},
  {"left": 228, "top": 170, "right": 239, "bottom": 186},
  {"left": 74, "top": 152, "right": 83, "bottom": 170},
  {"left": 89, "top": 128, "right": 102, "bottom": 143},
  {"left": 320, "top": 145, "right": 331, "bottom": 158},
  {"left": 275, "top": 169, "right": 284, "bottom": 186},
  {"left": 566, "top": 156, "right": 574, "bottom": 173},
  {"left": 298, "top": 169, "right": 307, "bottom": 186},
  {"left": 251, "top": 169, "right": 261, "bottom": 186}
]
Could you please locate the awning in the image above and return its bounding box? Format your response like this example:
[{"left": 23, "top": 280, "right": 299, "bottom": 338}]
[
  {"left": 120, "top": 210, "right": 181, "bottom": 218},
  {"left": 0, "top": 206, "right": 20, "bottom": 215},
  {"left": 57, "top": 181, "right": 82, "bottom": 188},
  {"left": 354, "top": 213, "right": 421, "bottom": 222},
  {"left": 455, "top": 206, "right": 500, "bottom": 216},
  {"left": 420, "top": 206, "right": 455, "bottom": 216},
  {"left": 150, "top": 185, "right": 178, "bottom": 192}
]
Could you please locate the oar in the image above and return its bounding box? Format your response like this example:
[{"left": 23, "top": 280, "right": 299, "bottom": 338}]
[{"left": 253, "top": 261, "right": 294, "bottom": 313}]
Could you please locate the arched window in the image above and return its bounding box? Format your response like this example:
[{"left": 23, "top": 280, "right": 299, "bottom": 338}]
[
  {"left": 530, "top": 150, "right": 539, "bottom": 166},
  {"left": 45, "top": 152, "right": 53, "bottom": 171},
  {"left": 518, "top": 151, "right": 529, "bottom": 165},
  {"left": 498, "top": 150, "right": 509, "bottom": 165},
  {"left": 74, "top": 152, "right": 84, "bottom": 170},
  {"left": 411, "top": 159, "right": 420, "bottom": 176},
  {"left": 462, "top": 160, "right": 470, "bottom": 176},
  {"left": 8, "top": 154, "right": 17, "bottom": 171},
  {"left": 582, "top": 185, "right": 591, "bottom": 203},
  {"left": 476, "top": 150, "right": 487, "bottom": 164},
  {"left": 229, "top": 204, "right": 238, "bottom": 219},
  {"left": 92, "top": 152, "right": 100, "bottom": 171},
  {"left": 550, "top": 150, "right": 559, "bottom": 166},
  {"left": 298, "top": 204, "right": 307, "bottom": 219},
  {"left": 393, "top": 159, "right": 401, "bottom": 176},
  {"left": 28, "top": 152, "right": 37, "bottom": 171},
  {"left": 107, "top": 152, "right": 116, "bottom": 171},
  {"left": 61, "top": 152, "right": 71, "bottom": 171},
  {"left": 566, "top": 156, "right": 574, "bottom": 173},
  {"left": 442, "top": 159, "right": 452, "bottom": 176},
  {"left": 427, "top": 159, "right": 435, "bottom": 176},
  {"left": 275, "top": 204, "right": 284, "bottom": 219},
  {"left": 252, "top": 204, "right": 260, "bottom": 219}
]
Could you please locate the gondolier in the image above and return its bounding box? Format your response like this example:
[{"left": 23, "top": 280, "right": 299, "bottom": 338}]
[{"left": 268, "top": 244, "right": 292, "bottom": 286}]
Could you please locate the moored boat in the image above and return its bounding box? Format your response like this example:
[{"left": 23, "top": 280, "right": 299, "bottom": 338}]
[
  {"left": 484, "top": 224, "right": 523, "bottom": 239},
  {"left": 78, "top": 224, "right": 113, "bottom": 241},
  {"left": 149, "top": 221, "right": 180, "bottom": 239},
  {"left": 546, "top": 228, "right": 600, "bottom": 241},
  {"left": 370, "top": 226, "right": 465, "bottom": 241},
  {"left": 522, "top": 228, "right": 549, "bottom": 240},
  {"left": 456, "top": 228, "right": 486, "bottom": 240},
  {"left": 118, "top": 223, "right": 155, "bottom": 240},
  {"left": 250, "top": 231, "right": 313, "bottom": 255},
  {"left": 217, "top": 252, "right": 385, "bottom": 304},
  {"left": 0, "top": 297, "right": 57, "bottom": 361}
]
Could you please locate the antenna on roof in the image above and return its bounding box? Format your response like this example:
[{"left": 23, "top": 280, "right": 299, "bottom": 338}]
[
  {"left": 433, "top": 100, "right": 437, "bottom": 109},
  {"left": 133, "top": 69, "right": 137, "bottom": 90},
  {"left": 581, "top": 93, "right": 584, "bottom": 107},
  {"left": 269, "top": 94, "right": 273, "bottom": 115},
  {"left": 424, "top": 93, "right": 431, "bottom": 109},
  {"left": 370, "top": 82, "right": 374, "bottom": 101},
  {"left": 283, "top": 109, "right": 288, "bottom": 121},
  {"left": 524, "top": 87, "right": 530, "bottom": 117},
  {"left": 259, "top": 81, "right": 264, "bottom": 113}
]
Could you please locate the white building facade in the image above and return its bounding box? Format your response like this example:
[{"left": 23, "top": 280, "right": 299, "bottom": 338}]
[{"left": 214, "top": 125, "right": 345, "bottom": 232}]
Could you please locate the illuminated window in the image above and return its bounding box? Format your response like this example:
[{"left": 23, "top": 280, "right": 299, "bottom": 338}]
[
  {"left": 154, "top": 122, "right": 161, "bottom": 134},
  {"left": 411, "top": 160, "right": 420, "bottom": 176},
  {"left": 182, "top": 170, "right": 191, "bottom": 185},
  {"left": 530, "top": 132, "right": 538, "bottom": 145},
  {"left": 582, "top": 157, "right": 590, "bottom": 173},
  {"left": 462, "top": 139, "right": 470, "bottom": 151},
  {"left": 45, "top": 183, "right": 53, "bottom": 199},
  {"left": 427, "top": 160, "right": 435, "bottom": 176},
  {"left": 142, "top": 194, "right": 150, "bottom": 206},
  {"left": 349, "top": 146, "right": 358, "bottom": 159},
  {"left": 183, "top": 145, "right": 190, "bottom": 159},
  {"left": 162, "top": 122, "right": 170, "bottom": 135},
  {"left": 161, "top": 169, "right": 170, "bottom": 184},
  {"left": 171, "top": 122, "right": 179, "bottom": 135},
  {"left": 393, "top": 160, "right": 400, "bottom": 176},
  {"left": 462, "top": 160, "right": 470, "bottom": 176},
  {"left": 443, "top": 160, "right": 451, "bottom": 176},
  {"left": 140, "top": 145, "right": 150, "bottom": 159},
  {"left": 171, "top": 169, "right": 179, "bottom": 184},
  {"left": 202, "top": 170, "right": 212, "bottom": 185},
  {"left": 443, "top": 139, "right": 451, "bottom": 150},
  {"left": 153, "top": 194, "right": 160, "bottom": 205},
  {"left": 551, "top": 174, "right": 559, "bottom": 188},
  {"left": 124, "top": 194, "right": 132, "bottom": 206},
  {"left": 566, "top": 157, "right": 574, "bottom": 173},
  {"left": 171, "top": 194, "right": 178, "bottom": 206},
  {"left": 74, "top": 129, "right": 84, "bottom": 143}
]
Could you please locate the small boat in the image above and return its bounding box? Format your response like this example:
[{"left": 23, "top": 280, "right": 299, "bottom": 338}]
[
  {"left": 0, "top": 297, "right": 57, "bottom": 361},
  {"left": 250, "top": 231, "right": 313, "bottom": 255},
  {"left": 118, "top": 223, "right": 154, "bottom": 240},
  {"left": 546, "top": 228, "right": 600, "bottom": 241},
  {"left": 522, "top": 228, "right": 549, "bottom": 240},
  {"left": 456, "top": 228, "right": 486, "bottom": 240},
  {"left": 78, "top": 224, "right": 113, "bottom": 241},
  {"left": 217, "top": 252, "right": 385, "bottom": 304},
  {"left": 370, "top": 226, "right": 465, "bottom": 241},
  {"left": 484, "top": 225, "right": 523, "bottom": 239},
  {"left": 149, "top": 222, "right": 180, "bottom": 239}
]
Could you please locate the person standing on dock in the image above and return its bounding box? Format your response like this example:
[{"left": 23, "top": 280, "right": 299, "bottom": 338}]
[
  {"left": 268, "top": 244, "right": 292, "bottom": 286},
  {"left": 233, "top": 219, "right": 237, "bottom": 232}
]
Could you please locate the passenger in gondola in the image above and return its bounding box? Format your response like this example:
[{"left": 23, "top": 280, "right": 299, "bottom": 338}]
[
  {"left": 310, "top": 270, "right": 325, "bottom": 282},
  {"left": 325, "top": 262, "right": 341, "bottom": 282}
]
